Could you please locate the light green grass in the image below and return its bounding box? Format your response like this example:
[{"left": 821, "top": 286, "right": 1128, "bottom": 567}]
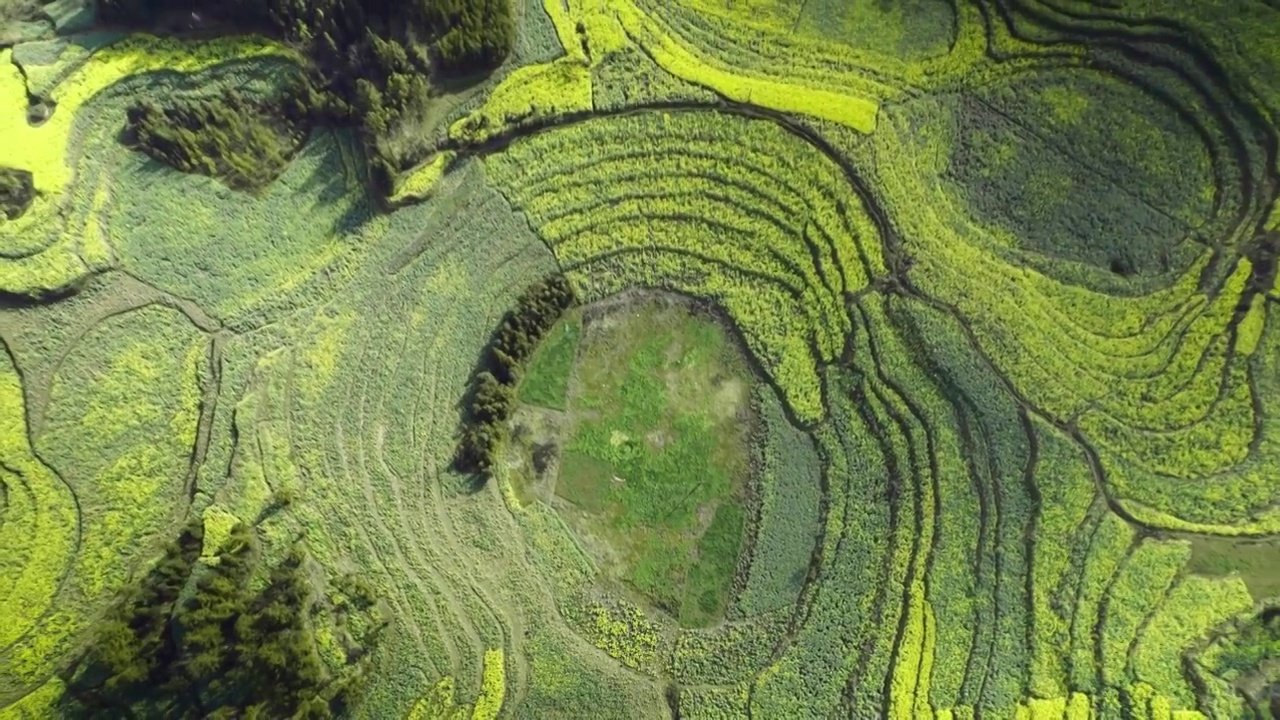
[
  {"left": 556, "top": 299, "right": 750, "bottom": 626},
  {"left": 1187, "top": 536, "right": 1280, "bottom": 601},
  {"left": 519, "top": 312, "right": 582, "bottom": 410}
]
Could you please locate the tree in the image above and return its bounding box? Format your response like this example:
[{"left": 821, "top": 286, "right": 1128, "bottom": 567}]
[
  {"left": 177, "top": 523, "right": 254, "bottom": 698},
  {"left": 61, "top": 521, "right": 204, "bottom": 716},
  {"left": 63, "top": 523, "right": 383, "bottom": 718},
  {"left": 125, "top": 90, "right": 308, "bottom": 192},
  {"left": 473, "top": 371, "right": 515, "bottom": 423}
]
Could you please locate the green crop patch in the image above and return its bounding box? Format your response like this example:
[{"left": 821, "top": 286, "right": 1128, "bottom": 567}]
[
  {"left": 551, "top": 298, "right": 752, "bottom": 627},
  {"left": 792, "top": 0, "right": 956, "bottom": 60},
  {"left": 0, "top": 166, "right": 34, "bottom": 220},
  {"left": 519, "top": 311, "right": 582, "bottom": 410}
]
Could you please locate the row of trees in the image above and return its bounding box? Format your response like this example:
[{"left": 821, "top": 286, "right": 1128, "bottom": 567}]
[
  {"left": 456, "top": 276, "right": 576, "bottom": 473},
  {"left": 99, "top": 0, "right": 515, "bottom": 189},
  {"left": 62, "top": 521, "right": 385, "bottom": 718},
  {"left": 126, "top": 89, "right": 308, "bottom": 192}
]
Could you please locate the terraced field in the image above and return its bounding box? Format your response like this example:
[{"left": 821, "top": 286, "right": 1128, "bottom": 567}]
[{"left": 2, "top": 0, "right": 1280, "bottom": 717}]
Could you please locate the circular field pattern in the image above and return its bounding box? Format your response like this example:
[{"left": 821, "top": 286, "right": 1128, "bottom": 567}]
[
  {"left": 945, "top": 63, "right": 1219, "bottom": 276},
  {"left": 2, "top": 0, "right": 1280, "bottom": 717}
]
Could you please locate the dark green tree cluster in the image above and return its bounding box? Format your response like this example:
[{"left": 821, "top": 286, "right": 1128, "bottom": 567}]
[
  {"left": 125, "top": 89, "right": 309, "bottom": 192},
  {"left": 418, "top": 0, "right": 515, "bottom": 75},
  {"left": 0, "top": 167, "right": 34, "bottom": 220},
  {"left": 62, "top": 522, "right": 385, "bottom": 719},
  {"left": 62, "top": 520, "right": 205, "bottom": 711},
  {"left": 457, "top": 276, "right": 576, "bottom": 473},
  {"left": 98, "top": 0, "right": 514, "bottom": 189}
]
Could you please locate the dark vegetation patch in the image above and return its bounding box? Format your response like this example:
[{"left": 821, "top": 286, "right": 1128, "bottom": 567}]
[
  {"left": 61, "top": 520, "right": 386, "bottom": 718},
  {"left": 0, "top": 0, "right": 41, "bottom": 35},
  {"left": 125, "top": 89, "right": 309, "bottom": 192},
  {"left": 683, "top": 502, "right": 745, "bottom": 622},
  {"left": 947, "top": 93, "right": 1187, "bottom": 275},
  {"left": 0, "top": 167, "right": 35, "bottom": 220},
  {"left": 733, "top": 383, "right": 823, "bottom": 617},
  {"left": 97, "top": 0, "right": 515, "bottom": 191},
  {"left": 945, "top": 66, "right": 1215, "bottom": 278},
  {"left": 456, "top": 275, "right": 576, "bottom": 474}
]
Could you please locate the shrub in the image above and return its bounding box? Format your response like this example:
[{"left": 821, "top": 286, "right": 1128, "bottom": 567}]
[{"left": 0, "top": 0, "right": 39, "bottom": 29}]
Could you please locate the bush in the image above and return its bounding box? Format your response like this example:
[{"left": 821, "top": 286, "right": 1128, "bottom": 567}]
[
  {"left": 456, "top": 276, "right": 576, "bottom": 473},
  {"left": 0, "top": 167, "right": 35, "bottom": 220},
  {"left": 125, "top": 90, "right": 308, "bottom": 191}
]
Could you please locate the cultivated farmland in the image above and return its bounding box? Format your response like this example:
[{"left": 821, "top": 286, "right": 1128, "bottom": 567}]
[{"left": 2, "top": 0, "right": 1280, "bottom": 717}]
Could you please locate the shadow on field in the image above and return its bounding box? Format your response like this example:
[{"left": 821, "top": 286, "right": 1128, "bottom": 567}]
[
  {"left": 290, "top": 130, "right": 376, "bottom": 238},
  {"left": 0, "top": 283, "right": 85, "bottom": 308}
]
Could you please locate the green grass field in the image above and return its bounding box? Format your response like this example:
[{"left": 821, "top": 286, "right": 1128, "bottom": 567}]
[
  {"left": 552, "top": 299, "right": 751, "bottom": 627},
  {"left": 3, "top": 0, "right": 1280, "bottom": 717}
]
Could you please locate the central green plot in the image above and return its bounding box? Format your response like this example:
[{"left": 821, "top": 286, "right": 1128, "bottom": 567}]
[{"left": 521, "top": 297, "right": 753, "bottom": 628}]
